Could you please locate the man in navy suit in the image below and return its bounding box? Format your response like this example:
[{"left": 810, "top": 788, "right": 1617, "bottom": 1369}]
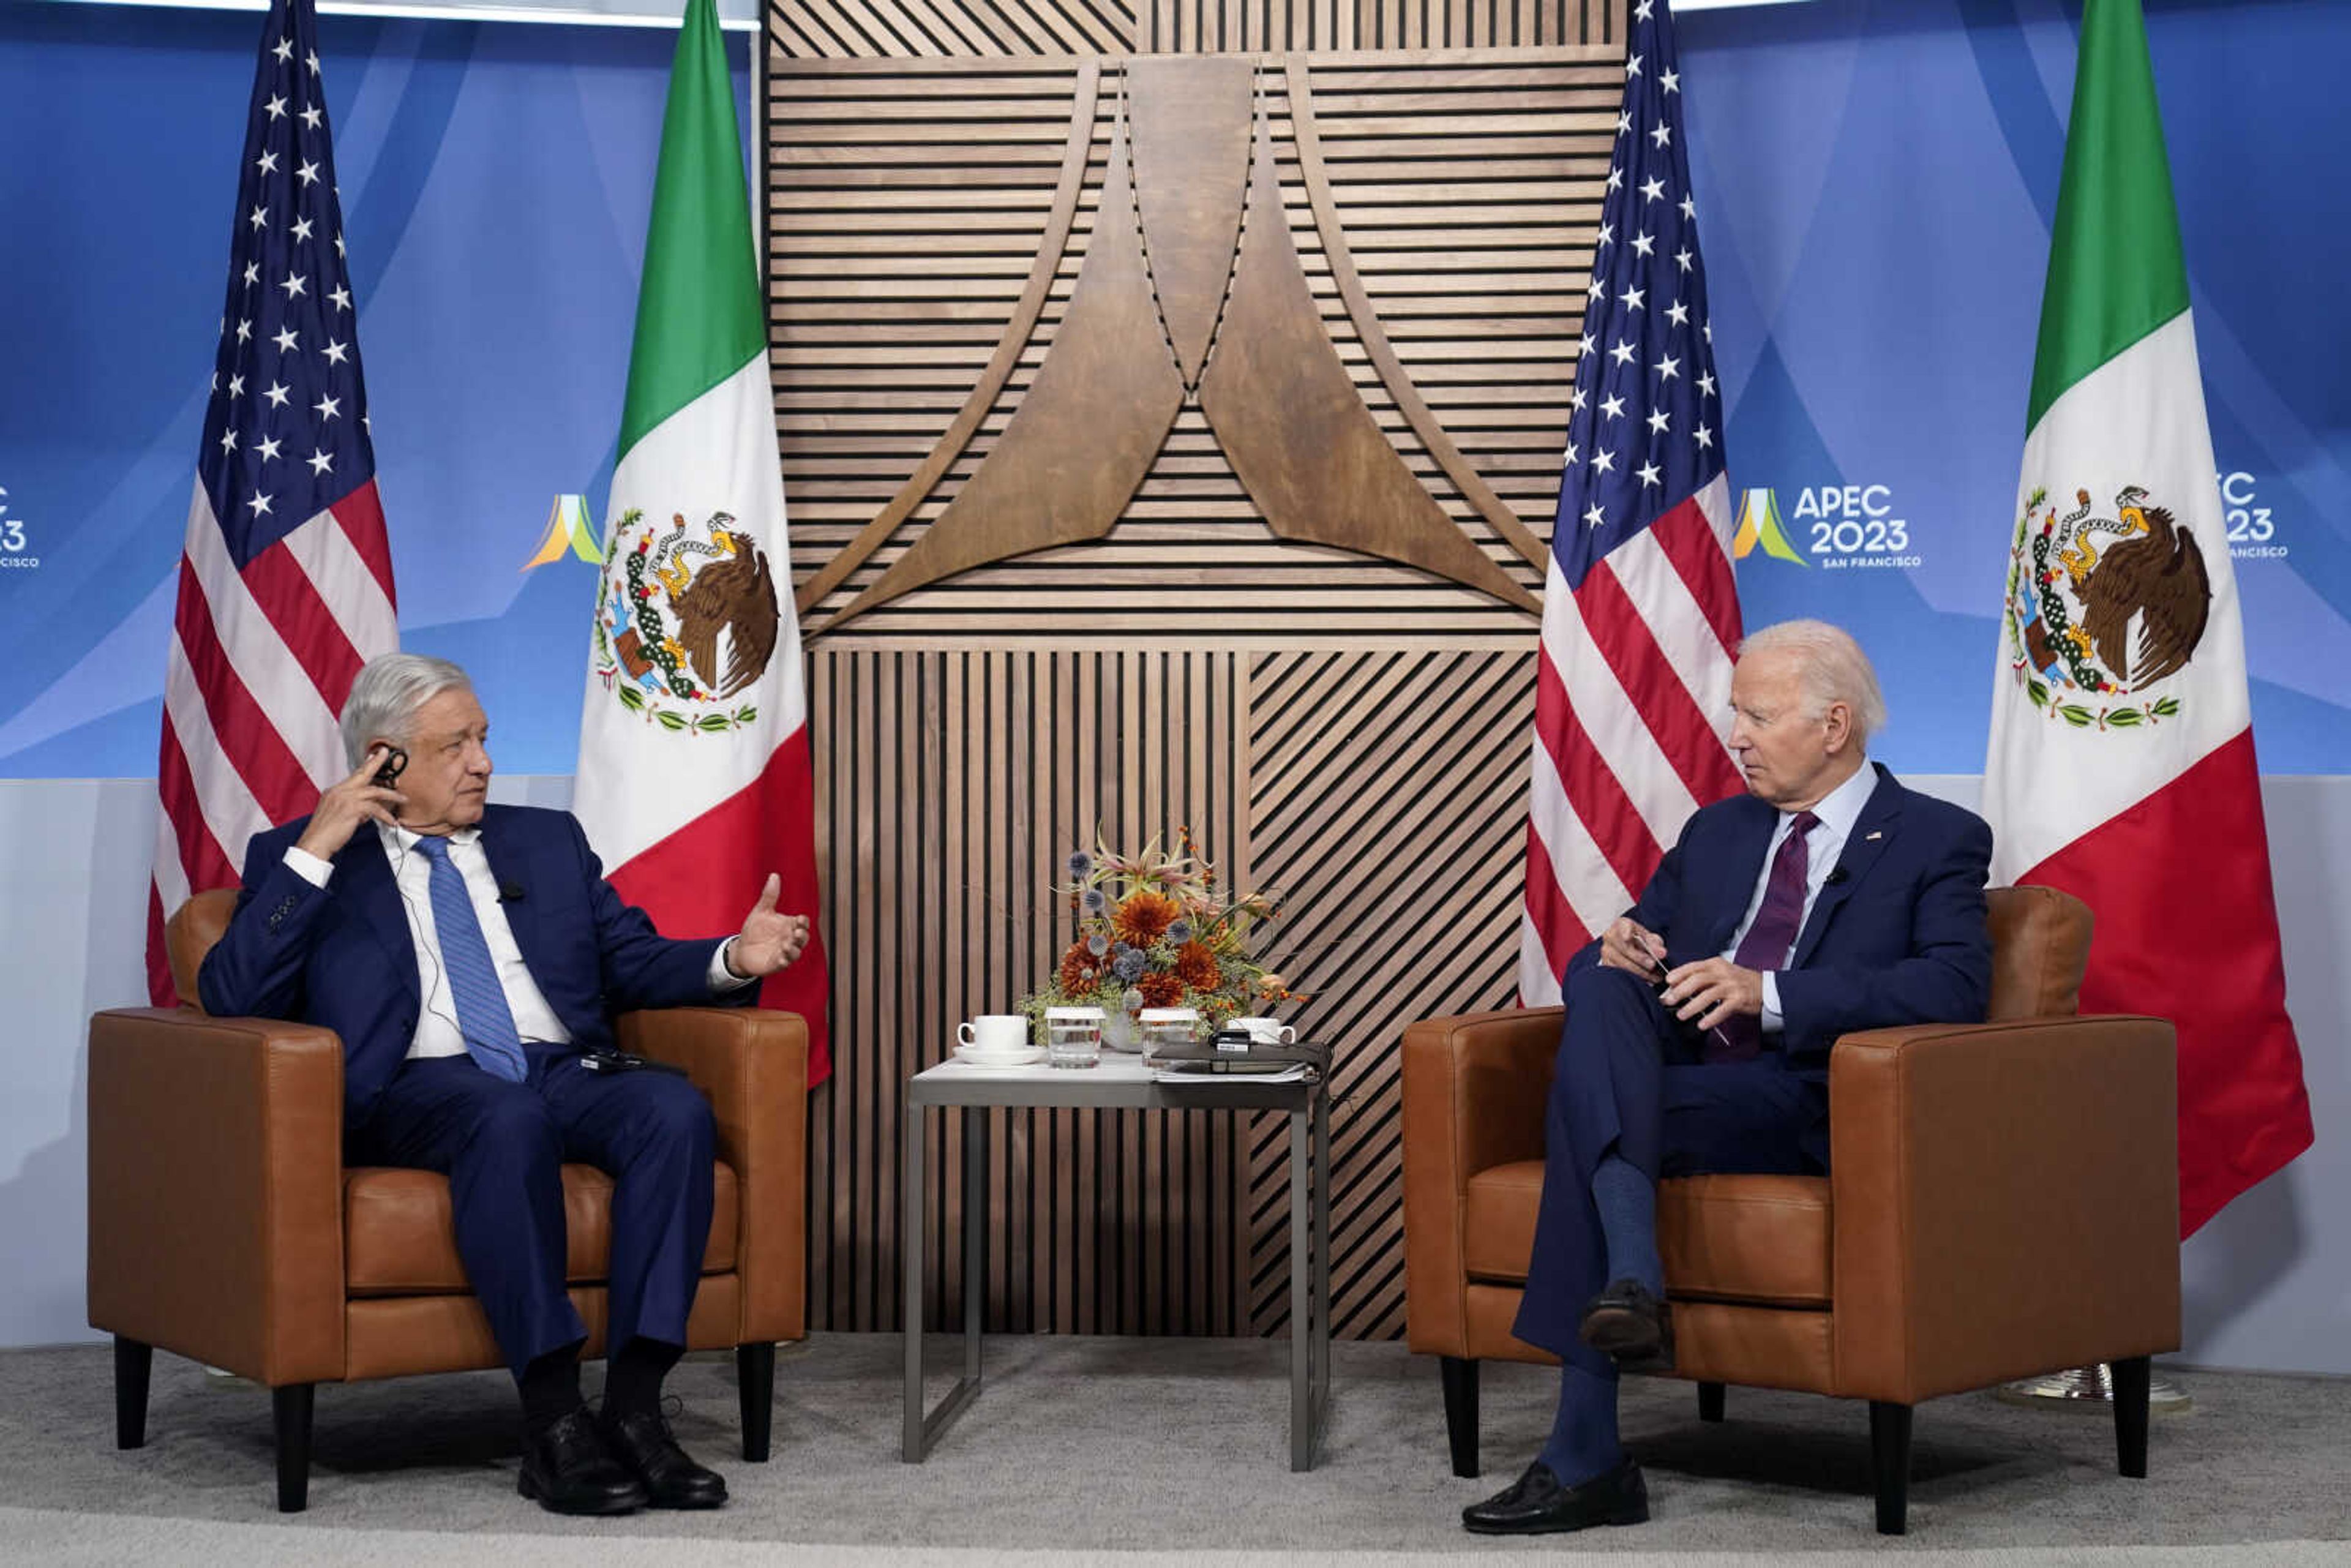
[
  {"left": 1464, "top": 620, "right": 1993, "bottom": 1536},
  {"left": 200, "top": 653, "right": 811, "bottom": 1516}
]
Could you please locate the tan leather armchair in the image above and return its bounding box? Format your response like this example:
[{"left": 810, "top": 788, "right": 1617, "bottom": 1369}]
[
  {"left": 88, "top": 890, "right": 809, "bottom": 1512},
  {"left": 1401, "top": 886, "right": 2180, "bottom": 1534}
]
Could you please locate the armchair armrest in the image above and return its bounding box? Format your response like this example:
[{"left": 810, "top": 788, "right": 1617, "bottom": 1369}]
[
  {"left": 1400, "top": 1007, "right": 1561, "bottom": 1356},
  {"left": 1829, "top": 1013, "right": 2180, "bottom": 1404},
  {"left": 86, "top": 1009, "right": 345, "bottom": 1387},
  {"left": 619, "top": 1007, "right": 808, "bottom": 1343}
]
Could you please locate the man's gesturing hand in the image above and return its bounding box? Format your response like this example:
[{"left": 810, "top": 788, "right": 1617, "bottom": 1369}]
[
  {"left": 726, "top": 874, "right": 811, "bottom": 979},
  {"left": 1598, "top": 917, "right": 1670, "bottom": 980},
  {"left": 294, "top": 747, "right": 407, "bottom": 861},
  {"left": 1660, "top": 958, "right": 1764, "bottom": 1032}
]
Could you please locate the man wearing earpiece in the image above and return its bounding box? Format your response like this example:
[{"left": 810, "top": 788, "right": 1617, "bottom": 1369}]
[{"left": 199, "top": 653, "right": 811, "bottom": 1518}]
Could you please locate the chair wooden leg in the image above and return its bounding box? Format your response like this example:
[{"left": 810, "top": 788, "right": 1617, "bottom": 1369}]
[
  {"left": 113, "top": 1337, "right": 153, "bottom": 1450},
  {"left": 737, "top": 1342, "right": 776, "bottom": 1463},
  {"left": 272, "top": 1384, "right": 313, "bottom": 1514},
  {"left": 1439, "top": 1356, "right": 1479, "bottom": 1478},
  {"left": 1697, "top": 1381, "right": 1725, "bottom": 1423},
  {"left": 1869, "top": 1401, "right": 1912, "bottom": 1536},
  {"left": 2110, "top": 1356, "right": 2151, "bottom": 1479}
]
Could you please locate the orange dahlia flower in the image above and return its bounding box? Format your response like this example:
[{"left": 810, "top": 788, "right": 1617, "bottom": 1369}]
[
  {"left": 1172, "top": 940, "right": 1221, "bottom": 991},
  {"left": 1112, "top": 890, "right": 1181, "bottom": 947},
  {"left": 1056, "top": 940, "right": 1101, "bottom": 994},
  {"left": 1136, "top": 970, "right": 1187, "bottom": 1007}
]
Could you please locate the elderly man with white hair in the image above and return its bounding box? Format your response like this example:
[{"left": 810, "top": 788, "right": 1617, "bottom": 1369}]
[
  {"left": 200, "top": 653, "right": 812, "bottom": 1517},
  {"left": 1464, "top": 620, "right": 1995, "bottom": 1536}
]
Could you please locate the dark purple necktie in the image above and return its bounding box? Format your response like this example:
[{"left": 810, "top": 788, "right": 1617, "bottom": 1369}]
[{"left": 1707, "top": 810, "right": 1820, "bottom": 1063}]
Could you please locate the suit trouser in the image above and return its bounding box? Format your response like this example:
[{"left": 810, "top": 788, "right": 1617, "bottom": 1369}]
[
  {"left": 1513, "top": 961, "right": 1826, "bottom": 1361},
  {"left": 350, "top": 1041, "right": 717, "bottom": 1377}
]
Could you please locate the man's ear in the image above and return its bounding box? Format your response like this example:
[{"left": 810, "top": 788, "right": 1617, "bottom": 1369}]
[{"left": 1821, "top": 700, "right": 1854, "bottom": 755}]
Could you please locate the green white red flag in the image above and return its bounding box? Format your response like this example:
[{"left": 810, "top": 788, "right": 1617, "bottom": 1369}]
[
  {"left": 1984, "top": 0, "right": 2303, "bottom": 1233},
  {"left": 574, "top": 0, "right": 829, "bottom": 1081}
]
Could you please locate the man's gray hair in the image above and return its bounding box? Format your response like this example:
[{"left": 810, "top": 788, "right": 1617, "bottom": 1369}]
[
  {"left": 1739, "top": 620, "right": 1888, "bottom": 748},
  {"left": 340, "top": 653, "right": 474, "bottom": 767}
]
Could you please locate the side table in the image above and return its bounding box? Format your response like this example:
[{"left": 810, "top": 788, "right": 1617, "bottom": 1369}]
[{"left": 901, "top": 1052, "right": 1332, "bottom": 1469}]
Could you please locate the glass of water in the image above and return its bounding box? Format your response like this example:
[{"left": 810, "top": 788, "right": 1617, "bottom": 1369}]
[{"left": 1044, "top": 1006, "right": 1104, "bottom": 1069}]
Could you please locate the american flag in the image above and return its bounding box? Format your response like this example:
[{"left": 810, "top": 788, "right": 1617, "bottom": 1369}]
[
  {"left": 1518, "top": 0, "right": 1744, "bottom": 1004},
  {"left": 149, "top": 0, "right": 397, "bottom": 1005}
]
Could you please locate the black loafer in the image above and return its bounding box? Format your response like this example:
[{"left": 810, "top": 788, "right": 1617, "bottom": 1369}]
[
  {"left": 1463, "top": 1457, "right": 1650, "bottom": 1534},
  {"left": 1579, "top": 1277, "right": 1674, "bottom": 1367},
  {"left": 598, "top": 1406, "right": 728, "bottom": 1509},
  {"left": 517, "top": 1408, "right": 648, "bottom": 1515}
]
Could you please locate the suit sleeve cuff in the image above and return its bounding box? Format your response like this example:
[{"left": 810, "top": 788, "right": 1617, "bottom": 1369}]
[
  {"left": 709, "top": 939, "right": 757, "bottom": 992},
  {"left": 282, "top": 845, "right": 333, "bottom": 889},
  {"left": 1760, "top": 970, "right": 1784, "bottom": 1034}
]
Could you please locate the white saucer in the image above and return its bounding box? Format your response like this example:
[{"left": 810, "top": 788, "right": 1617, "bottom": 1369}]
[{"left": 953, "top": 1043, "right": 1046, "bottom": 1067}]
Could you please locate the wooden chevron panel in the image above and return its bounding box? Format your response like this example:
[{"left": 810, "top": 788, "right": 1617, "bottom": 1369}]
[{"left": 767, "top": 48, "right": 1618, "bottom": 641}]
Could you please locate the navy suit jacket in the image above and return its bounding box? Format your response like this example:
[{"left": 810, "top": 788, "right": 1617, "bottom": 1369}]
[
  {"left": 198, "top": 804, "right": 745, "bottom": 1127},
  {"left": 1601, "top": 762, "right": 1993, "bottom": 1075}
]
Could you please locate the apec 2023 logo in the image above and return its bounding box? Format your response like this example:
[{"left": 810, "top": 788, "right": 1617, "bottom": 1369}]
[
  {"left": 1733, "top": 471, "right": 2284, "bottom": 572},
  {"left": 1734, "top": 484, "right": 1919, "bottom": 570}
]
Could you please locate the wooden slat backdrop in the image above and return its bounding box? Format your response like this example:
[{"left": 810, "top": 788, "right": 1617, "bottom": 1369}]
[
  {"left": 771, "top": 0, "right": 1618, "bottom": 58},
  {"left": 771, "top": 1, "right": 1618, "bottom": 1337}
]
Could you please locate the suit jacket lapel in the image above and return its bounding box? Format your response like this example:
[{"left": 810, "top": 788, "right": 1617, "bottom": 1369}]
[
  {"left": 333, "top": 832, "right": 421, "bottom": 1003},
  {"left": 1700, "top": 798, "right": 1780, "bottom": 957},
  {"left": 1790, "top": 762, "right": 1902, "bottom": 969},
  {"left": 478, "top": 814, "right": 548, "bottom": 980}
]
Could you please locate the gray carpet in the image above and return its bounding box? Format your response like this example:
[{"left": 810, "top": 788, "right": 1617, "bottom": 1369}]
[{"left": 1, "top": 1334, "right": 2344, "bottom": 1562}]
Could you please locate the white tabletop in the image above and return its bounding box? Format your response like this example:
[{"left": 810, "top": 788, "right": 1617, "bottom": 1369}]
[{"left": 915, "top": 1050, "right": 1157, "bottom": 1083}]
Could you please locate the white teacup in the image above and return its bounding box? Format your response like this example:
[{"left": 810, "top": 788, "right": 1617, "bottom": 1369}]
[
  {"left": 1227, "top": 1015, "right": 1296, "bottom": 1046},
  {"left": 958, "top": 1015, "right": 1030, "bottom": 1054}
]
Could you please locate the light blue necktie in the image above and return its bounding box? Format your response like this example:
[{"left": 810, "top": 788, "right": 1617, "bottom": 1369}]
[{"left": 412, "top": 836, "right": 527, "bottom": 1082}]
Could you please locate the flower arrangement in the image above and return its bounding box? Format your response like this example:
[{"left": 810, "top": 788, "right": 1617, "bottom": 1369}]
[{"left": 1021, "top": 829, "right": 1297, "bottom": 1040}]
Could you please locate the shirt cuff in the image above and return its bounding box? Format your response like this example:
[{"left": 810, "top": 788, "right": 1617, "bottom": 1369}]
[
  {"left": 1760, "top": 970, "right": 1783, "bottom": 1035},
  {"left": 710, "top": 939, "right": 757, "bottom": 991},
  {"left": 282, "top": 845, "right": 333, "bottom": 889}
]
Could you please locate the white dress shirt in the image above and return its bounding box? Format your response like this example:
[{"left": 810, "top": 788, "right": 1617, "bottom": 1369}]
[
  {"left": 1717, "top": 761, "right": 1880, "bottom": 1034},
  {"left": 283, "top": 823, "right": 748, "bottom": 1060}
]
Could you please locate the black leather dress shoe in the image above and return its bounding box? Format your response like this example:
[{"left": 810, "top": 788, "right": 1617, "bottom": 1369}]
[
  {"left": 598, "top": 1406, "right": 729, "bottom": 1509},
  {"left": 517, "top": 1408, "right": 649, "bottom": 1515},
  {"left": 1462, "top": 1458, "right": 1650, "bottom": 1534},
  {"left": 1579, "top": 1277, "right": 1674, "bottom": 1366}
]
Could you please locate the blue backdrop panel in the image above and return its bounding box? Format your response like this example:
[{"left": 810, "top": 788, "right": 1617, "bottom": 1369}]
[
  {"left": 0, "top": 3, "right": 748, "bottom": 777},
  {"left": 1680, "top": 0, "right": 2350, "bottom": 771},
  {"left": 0, "top": 0, "right": 2342, "bottom": 778}
]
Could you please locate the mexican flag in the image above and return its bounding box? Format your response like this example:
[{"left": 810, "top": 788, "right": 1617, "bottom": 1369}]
[
  {"left": 1984, "top": 0, "right": 2302, "bottom": 1234},
  {"left": 574, "top": 0, "right": 830, "bottom": 1082}
]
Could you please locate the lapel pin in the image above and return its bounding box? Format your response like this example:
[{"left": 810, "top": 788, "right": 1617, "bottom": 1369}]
[{"left": 1865, "top": 831, "right": 1883, "bottom": 841}]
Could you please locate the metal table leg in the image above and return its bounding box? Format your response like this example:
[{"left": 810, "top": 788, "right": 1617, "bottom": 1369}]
[
  {"left": 1313, "top": 1082, "right": 1332, "bottom": 1448},
  {"left": 1289, "top": 1102, "right": 1312, "bottom": 1471},
  {"left": 963, "top": 1107, "right": 986, "bottom": 1385},
  {"left": 902, "top": 1100, "right": 986, "bottom": 1459},
  {"left": 901, "top": 1100, "right": 924, "bottom": 1461}
]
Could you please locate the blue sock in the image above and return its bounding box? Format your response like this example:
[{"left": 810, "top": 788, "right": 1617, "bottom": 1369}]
[
  {"left": 1535, "top": 1354, "right": 1624, "bottom": 1485},
  {"left": 1590, "top": 1153, "right": 1663, "bottom": 1296}
]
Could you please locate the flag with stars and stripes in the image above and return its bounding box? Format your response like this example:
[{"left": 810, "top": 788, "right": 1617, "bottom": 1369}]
[
  {"left": 148, "top": 0, "right": 396, "bottom": 1006},
  {"left": 1518, "top": 0, "right": 1745, "bottom": 1004}
]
